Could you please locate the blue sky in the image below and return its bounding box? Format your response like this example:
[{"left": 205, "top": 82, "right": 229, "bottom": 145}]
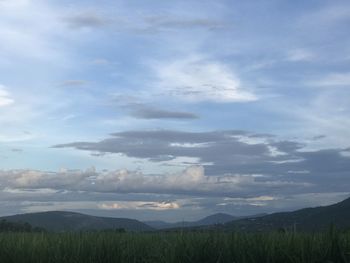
[{"left": 0, "top": 0, "right": 350, "bottom": 221}]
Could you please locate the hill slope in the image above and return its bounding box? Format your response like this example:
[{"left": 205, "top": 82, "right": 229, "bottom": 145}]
[
  {"left": 196, "top": 213, "right": 237, "bottom": 225},
  {"left": 146, "top": 213, "right": 240, "bottom": 229},
  {"left": 1, "top": 211, "right": 153, "bottom": 232},
  {"left": 226, "top": 197, "right": 350, "bottom": 231}
]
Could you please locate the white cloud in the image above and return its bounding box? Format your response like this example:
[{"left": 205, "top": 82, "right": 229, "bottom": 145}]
[
  {"left": 218, "top": 195, "right": 277, "bottom": 207},
  {"left": 0, "top": 166, "right": 310, "bottom": 197},
  {"left": 3, "top": 187, "right": 58, "bottom": 195},
  {"left": 0, "top": 85, "right": 14, "bottom": 107},
  {"left": 151, "top": 56, "right": 257, "bottom": 103},
  {"left": 99, "top": 201, "right": 180, "bottom": 211},
  {"left": 279, "top": 88, "right": 350, "bottom": 150},
  {"left": 286, "top": 49, "right": 314, "bottom": 62}
]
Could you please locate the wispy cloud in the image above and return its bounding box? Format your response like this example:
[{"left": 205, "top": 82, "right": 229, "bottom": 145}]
[
  {"left": 130, "top": 107, "right": 199, "bottom": 119},
  {"left": 113, "top": 95, "right": 199, "bottom": 120},
  {"left": 59, "top": 80, "right": 89, "bottom": 87},
  {"left": 140, "top": 15, "right": 225, "bottom": 32},
  {"left": 151, "top": 56, "right": 257, "bottom": 103},
  {"left": 63, "top": 13, "right": 110, "bottom": 29},
  {"left": 0, "top": 85, "right": 14, "bottom": 107},
  {"left": 90, "top": 58, "right": 111, "bottom": 65},
  {"left": 99, "top": 201, "right": 180, "bottom": 210},
  {"left": 309, "top": 72, "right": 350, "bottom": 87},
  {"left": 301, "top": 3, "right": 350, "bottom": 28},
  {"left": 63, "top": 10, "right": 225, "bottom": 33},
  {"left": 0, "top": 0, "right": 68, "bottom": 62},
  {"left": 286, "top": 49, "right": 315, "bottom": 62}
]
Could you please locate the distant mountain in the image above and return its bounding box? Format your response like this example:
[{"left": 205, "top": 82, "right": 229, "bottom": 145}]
[
  {"left": 0, "top": 211, "right": 153, "bottom": 232},
  {"left": 146, "top": 213, "right": 239, "bottom": 229},
  {"left": 6, "top": 197, "right": 348, "bottom": 233},
  {"left": 196, "top": 213, "right": 237, "bottom": 226},
  {"left": 145, "top": 220, "right": 175, "bottom": 229},
  {"left": 225, "top": 197, "right": 350, "bottom": 232}
]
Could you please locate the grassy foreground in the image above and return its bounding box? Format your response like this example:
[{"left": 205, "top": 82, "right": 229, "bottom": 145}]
[{"left": 0, "top": 231, "right": 350, "bottom": 263}]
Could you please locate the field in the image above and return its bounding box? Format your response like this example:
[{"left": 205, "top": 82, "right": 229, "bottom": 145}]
[{"left": 1, "top": 230, "right": 350, "bottom": 263}]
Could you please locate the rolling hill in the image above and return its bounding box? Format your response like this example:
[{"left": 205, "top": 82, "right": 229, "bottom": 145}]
[
  {"left": 0, "top": 211, "right": 153, "bottom": 232},
  {"left": 3, "top": 196, "right": 350, "bottom": 233},
  {"left": 225, "top": 196, "right": 350, "bottom": 231},
  {"left": 145, "top": 213, "right": 268, "bottom": 229},
  {"left": 145, "top": 213, "right": 237, "bottom": 229}
]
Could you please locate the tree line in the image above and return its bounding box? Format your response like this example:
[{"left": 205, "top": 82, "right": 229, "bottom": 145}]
[{"left": 0, "top": 220, "right": 45, "bottom": 232}]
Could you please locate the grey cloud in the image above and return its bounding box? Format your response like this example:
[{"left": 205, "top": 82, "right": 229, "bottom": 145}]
[
  {"left": 53, "top": 129, "right": 350, "bottom": 195},
  {"left": 53, "top": 130, "right": 280, "bottom": 166},
  {"left": 64, "top": 13, "right": 110, "bottom": 29},
  {"left": 60, "top": 80, "right": 88, "bottom": 87},
  {"left": 90, "top": 152, "right": 106, "bottom": 157},
  {"left": 312, "top": 135, "right": 327, "bottom": 140},
  {"left": 115, "top": 98, "right": 199, "bottom": 120},
  {"left": 130, "top": 107, "right": 198, "bottom": 120},
  {"left": 64, "top": 12, "right": 225, "bottom": 32},
  {"left": 142, "top": 16, "right": 225, "bottom": 31},
  {"left": 11, "top": 148, "right": 23, "bottom": 153}
]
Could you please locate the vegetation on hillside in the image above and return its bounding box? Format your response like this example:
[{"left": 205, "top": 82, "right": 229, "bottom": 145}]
[{"left": 0, "top": 220, "right": 44, "bottom": 233}]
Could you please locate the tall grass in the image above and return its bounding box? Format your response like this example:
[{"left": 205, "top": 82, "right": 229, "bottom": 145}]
[{"left": 0, "top": 230, "right": 349, "bottom": 263}]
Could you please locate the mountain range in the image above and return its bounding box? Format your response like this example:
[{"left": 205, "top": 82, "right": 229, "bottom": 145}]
[{"left": 1, "top": 196, "right": 350, "bottom": 232}]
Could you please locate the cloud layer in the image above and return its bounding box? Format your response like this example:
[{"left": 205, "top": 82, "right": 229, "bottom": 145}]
[{"left": 53, "top": 129, "right": 350, "bottom": 196}]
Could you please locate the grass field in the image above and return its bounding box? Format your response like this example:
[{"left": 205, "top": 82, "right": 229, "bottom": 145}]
[{"left": 0, "top": 230, "right": 350, "bottom": 263}]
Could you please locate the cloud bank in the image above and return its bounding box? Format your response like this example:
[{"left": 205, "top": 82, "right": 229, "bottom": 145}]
[{"left": 53, "top": 129, "right": 350, "bottom": 196}]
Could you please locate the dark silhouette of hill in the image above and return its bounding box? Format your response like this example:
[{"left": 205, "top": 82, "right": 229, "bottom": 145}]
[
  {"left": 197, "top": 213, "right": 238, "bottom": 225},
  {"left": 146, "top": 213, "right": 236, "bottom": 229},
  {"left": 0, "top": 211, "right": 153, "bottom": 232},
  {"left": 225, "top": 197, "right": 350, "bottom": 231},
  {"left": 145, "top": 213, "right": 266, "bottom": 229}
]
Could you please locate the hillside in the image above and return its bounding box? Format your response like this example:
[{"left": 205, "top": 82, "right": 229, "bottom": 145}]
[
  {"left": 196, "top": 213, "right": 237, "bottom": 225},
  {"left": 225, "top": 196, "right": 350, "bottom": 231},
  {"left": 146, "top": 213, "right": 237, "bottom": 229},
  {"left": 0, "top": 211, "right": 153, "bottom": 232}
]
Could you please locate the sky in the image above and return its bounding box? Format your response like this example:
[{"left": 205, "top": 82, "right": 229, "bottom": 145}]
[{"left": 0, "top": 0, "right": 350, "bottom": 222}]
